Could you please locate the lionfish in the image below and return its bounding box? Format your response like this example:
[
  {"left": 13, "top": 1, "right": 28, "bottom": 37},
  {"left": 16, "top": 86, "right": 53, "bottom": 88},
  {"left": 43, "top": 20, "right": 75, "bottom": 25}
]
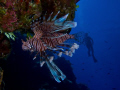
[{"left": 22, "top": 11, "right": 80, "bottom": 83}]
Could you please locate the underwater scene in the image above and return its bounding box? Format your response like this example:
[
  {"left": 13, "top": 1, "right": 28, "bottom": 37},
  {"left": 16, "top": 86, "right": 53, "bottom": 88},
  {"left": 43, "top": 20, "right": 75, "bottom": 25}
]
[{"left": 0, "top": 0, "right": 120, "bottom": 90}]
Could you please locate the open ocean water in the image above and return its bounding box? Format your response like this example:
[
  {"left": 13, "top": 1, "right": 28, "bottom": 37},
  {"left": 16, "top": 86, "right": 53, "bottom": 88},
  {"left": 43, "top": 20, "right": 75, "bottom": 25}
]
[{"left": 68, "top": 0, "right": 120, "bottom": 90}]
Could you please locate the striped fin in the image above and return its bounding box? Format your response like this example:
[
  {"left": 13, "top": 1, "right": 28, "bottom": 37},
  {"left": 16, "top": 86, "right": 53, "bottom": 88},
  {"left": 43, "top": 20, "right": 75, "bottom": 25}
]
[
  {"left": 40, "top": 51, "right": 66, "bottom": 82},
  {"left": 48, "top": 47, "right": 64, "bottom": 51},
  {"left": 41, "top": 33, "right": 67, "bottom": 39},
  {"left": 58, "top": 52, "right": 62, "bottom": 57},
  {"left": 33, "top": 52, "right": 39, "bottom": 60},
  {"left": 46, "top": 61, "right": 66, "bottom": 83},
  {"left": 40, "top": 52, "right": 46, "bottom": 67},
  {"left": 50, "top": 61, "right": 66, "bottom": 80}
]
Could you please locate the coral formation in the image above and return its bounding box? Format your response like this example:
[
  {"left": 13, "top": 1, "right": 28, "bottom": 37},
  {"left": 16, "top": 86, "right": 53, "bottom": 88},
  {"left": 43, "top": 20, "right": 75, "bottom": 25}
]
[
  {"left": 0, "top": 0, "right": 78, "bottom": 37},
  {"left": 0, "top": 67, "right": 3, "bottom": 85},
  {"left": 0, "top": 33, "right": 11, "bottom": 58},
  {"left": 0, "top": 67, "right": 4, "bottom": 90}
]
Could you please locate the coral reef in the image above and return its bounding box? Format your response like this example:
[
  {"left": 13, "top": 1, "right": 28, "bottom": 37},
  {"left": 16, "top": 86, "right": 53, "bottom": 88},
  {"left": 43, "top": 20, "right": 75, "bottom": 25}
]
[
  {"left": 0, "top": 0, "right": 78, "bottom": 38},
  {"left": 0, "top": 67, "right": 3, "bottom": 85},
  {"left": 0, "top": 33, "right": 11, "bottom": 58},
  {"left": 0, "top": 67, "right": 5, "bottom": 90}
]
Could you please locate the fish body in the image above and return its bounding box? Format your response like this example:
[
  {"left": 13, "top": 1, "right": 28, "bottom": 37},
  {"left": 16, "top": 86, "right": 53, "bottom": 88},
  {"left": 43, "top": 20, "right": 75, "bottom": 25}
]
[{"left": 22, "top": 11, "right": 79, "bottom": 83}]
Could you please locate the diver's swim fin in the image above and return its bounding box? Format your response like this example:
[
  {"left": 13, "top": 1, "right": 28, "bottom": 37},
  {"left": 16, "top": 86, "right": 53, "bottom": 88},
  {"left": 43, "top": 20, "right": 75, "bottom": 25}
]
[{"left": 92, "top": 55, "right": 98, "bottom": 63}]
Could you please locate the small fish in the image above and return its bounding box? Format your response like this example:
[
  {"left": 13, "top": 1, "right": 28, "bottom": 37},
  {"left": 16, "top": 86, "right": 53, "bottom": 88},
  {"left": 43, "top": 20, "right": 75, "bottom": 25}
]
[{"left": 22, "top": 11, "right": 81, "bottom": 83}]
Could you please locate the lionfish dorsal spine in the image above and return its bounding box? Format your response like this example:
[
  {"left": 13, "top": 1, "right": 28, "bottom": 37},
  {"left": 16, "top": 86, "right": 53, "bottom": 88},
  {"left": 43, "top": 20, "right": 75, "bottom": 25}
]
[
  {"left": 51, "top": 11, "right": 60, "bottom": 21},
  {"left": 40, "top": 61, "right": 45, "bottom": 67},
  {"left": 33, "top": 52, "right": 39, "bottom": 60},
  {"left": 47, "top": 12, "right": 53, "bottom": 21},
  {"left": 58, "top": 52, "right": 62, "bottom": 57},
  {"left": 49, "top": 56, "right": 54, "bottom": 63},
  {"left": 54, "top": 13, "right": 69, "bottom": 25},
  {"left": 43, "top": 11, "right": 47, "bottom": 21}
]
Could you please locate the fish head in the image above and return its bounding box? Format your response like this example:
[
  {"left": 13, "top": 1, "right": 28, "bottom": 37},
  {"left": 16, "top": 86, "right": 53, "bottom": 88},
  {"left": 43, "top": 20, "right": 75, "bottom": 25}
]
[{"left": 22, "top": 39, "right": 32, "bottom": 51}]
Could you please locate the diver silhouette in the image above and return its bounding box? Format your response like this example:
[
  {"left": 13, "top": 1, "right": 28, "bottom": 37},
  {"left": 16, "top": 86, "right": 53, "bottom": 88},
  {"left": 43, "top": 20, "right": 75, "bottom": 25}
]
[{"left": 83, "top": 33, "right": 97, "bottom": 63}]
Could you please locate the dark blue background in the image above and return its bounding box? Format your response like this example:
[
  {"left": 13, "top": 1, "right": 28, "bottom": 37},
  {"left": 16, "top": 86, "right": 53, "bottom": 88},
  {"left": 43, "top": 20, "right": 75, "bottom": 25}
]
[{"left": 67, "top": 0, "right": 120, "bottom": 90}]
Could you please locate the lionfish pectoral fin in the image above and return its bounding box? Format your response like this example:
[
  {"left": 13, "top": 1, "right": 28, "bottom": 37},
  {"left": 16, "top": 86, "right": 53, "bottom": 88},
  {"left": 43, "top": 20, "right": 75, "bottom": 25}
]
[
  {"left": 58, "top": 52, "right": 62, "bottom": 57},
  {"left": 33, "top": 56, "right": 36, "bottom": 60},
  {"left": 50, "top": 62, "right": 66, "bottom": 80},
  {"left": 46, "top": 61, "right": 66, "bottom": 83},
  {"left": 33, "top": 52, "right": 39, "bottom": 60},
  {"left": 49, "top": 56, "right": 54, "bottom": 63},
  {"left": 40, "top": 61, "right": 45, "bottom": 67}
]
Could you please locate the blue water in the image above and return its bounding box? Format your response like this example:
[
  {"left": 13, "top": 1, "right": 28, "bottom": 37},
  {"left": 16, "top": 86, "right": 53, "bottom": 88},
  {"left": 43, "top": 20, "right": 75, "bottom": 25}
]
[{"left": 67, "top": 0, "right": 120, "bottom": 90}]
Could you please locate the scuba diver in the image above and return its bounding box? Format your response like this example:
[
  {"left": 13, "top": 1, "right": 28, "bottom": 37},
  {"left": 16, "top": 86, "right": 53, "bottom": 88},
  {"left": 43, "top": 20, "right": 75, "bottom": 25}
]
[{"left": 83, "top": 33, "right": 97, "bottom": 63}]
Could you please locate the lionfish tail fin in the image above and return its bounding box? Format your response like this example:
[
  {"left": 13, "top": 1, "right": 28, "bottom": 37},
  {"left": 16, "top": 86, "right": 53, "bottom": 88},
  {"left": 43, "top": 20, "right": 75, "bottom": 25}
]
[{"left": 46, "top": 61, "right": 66, "bottom": 83}]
